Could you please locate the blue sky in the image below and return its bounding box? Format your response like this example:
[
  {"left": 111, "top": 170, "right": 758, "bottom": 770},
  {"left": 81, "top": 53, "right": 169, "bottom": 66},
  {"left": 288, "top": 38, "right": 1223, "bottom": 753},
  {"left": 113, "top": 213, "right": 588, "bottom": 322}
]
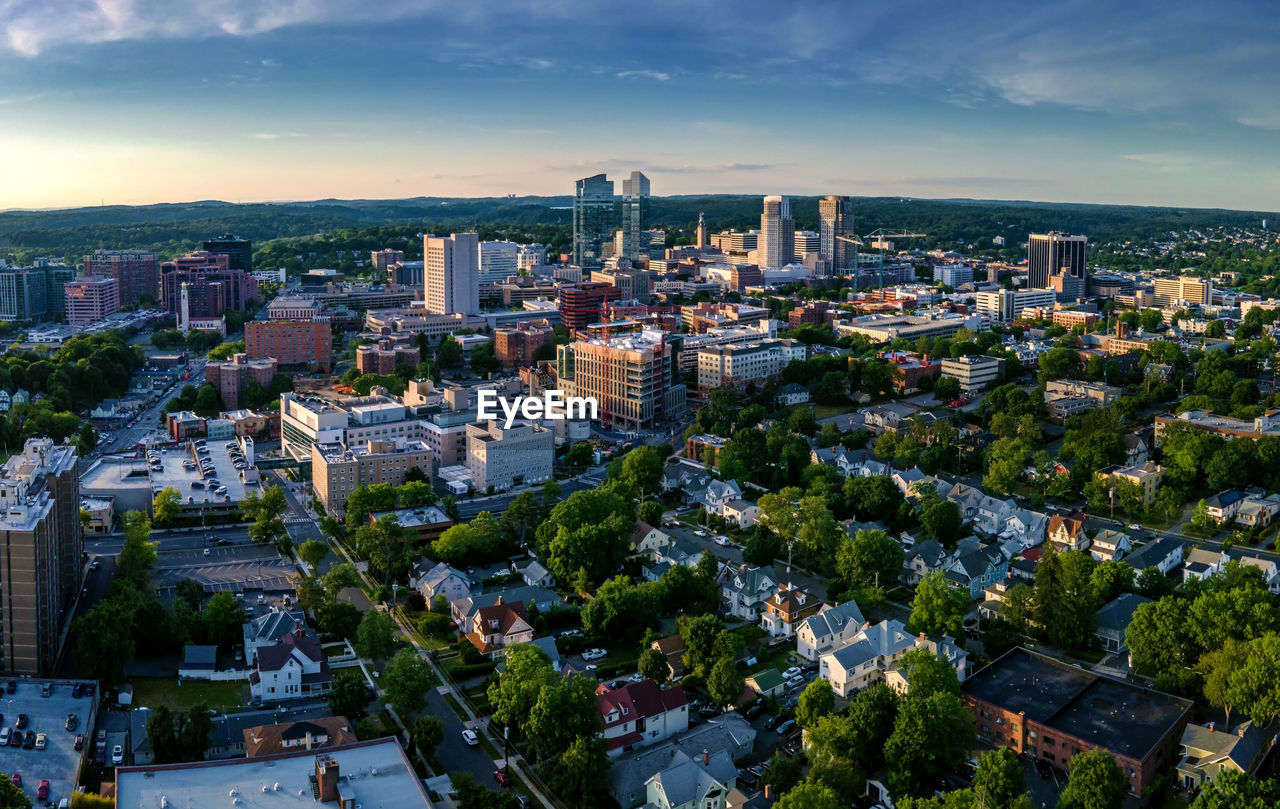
[{"left": 1, "top": 0, "right": 1278, "bottom": 210}]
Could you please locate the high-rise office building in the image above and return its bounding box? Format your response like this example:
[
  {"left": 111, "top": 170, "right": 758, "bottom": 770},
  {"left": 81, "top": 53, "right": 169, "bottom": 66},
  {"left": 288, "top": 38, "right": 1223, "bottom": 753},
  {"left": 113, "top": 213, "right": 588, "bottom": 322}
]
[
  {"left": 83, "top": 251, "right": 158, "bottom": 305},
  {"left": 794, "top": 231, "right": 821, "bottom": 263},
  {"left": 573, "top": 174, "right": 616, "bottom": 267},
  {"left": 1153, "top": 276, "right": 1214, "bottom": 307},
  {"left": 557, "top": 331, "right": 686, "bottom": 429},
  {"left": 620, "top": 171, "right": 651, "bottom": 263},
  {"left": 819, "top": 195, "right": 853, "bottom": 272},
  {"left": 517, "top": 244, "right": 548, "bottom": 272},
  {"left": 759, "top": 195, "right": 795, "bottom": 269},
  {"left": 0, "top": 438, "right": 80, "bottom": 675},
  {"left": 203, "top": 234, "right": 253, "bottom": 271},
  {"left": 423, "top": 233, "right": 480, "bottom": 315},
  {"left": 478, "top": 241, "right": 520, "bottom": 285},
  {"left": 1027, "top": 232, "right": 1087, "bottom": 291},
  {"left": 64, "top": 275, "right": 121, "bottom": 327}
]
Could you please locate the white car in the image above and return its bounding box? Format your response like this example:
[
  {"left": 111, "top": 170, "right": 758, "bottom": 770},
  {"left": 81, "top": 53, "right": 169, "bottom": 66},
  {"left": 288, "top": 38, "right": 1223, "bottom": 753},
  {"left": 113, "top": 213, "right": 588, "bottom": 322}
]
[
  {"left": 461, "top": 730, "right": 479, "bottom": 746},
  {"left": 782, "top": 666, "right": 802, "bottom": 679},
  {"left": 694, "top": 529, "right": 708, "bottom": 537},
  {"left": 1128, "top": 523, "right": 1142, "bottom": 531},
  {"left": 714, "top": 536, "right": 731, "bottom": 547},
  {"left": 785, "top": 675, "right": 805, "bottom": 690},
  {"left": 111, "top": 744, "right": 124, "bottom": 765},
  {"left": 582, "top": 648, "right": 608, "bottom": 661}
]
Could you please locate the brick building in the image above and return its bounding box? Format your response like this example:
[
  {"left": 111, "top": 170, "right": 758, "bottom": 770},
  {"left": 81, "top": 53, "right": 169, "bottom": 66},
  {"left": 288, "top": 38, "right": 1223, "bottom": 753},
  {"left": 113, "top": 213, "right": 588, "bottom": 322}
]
[
  {"left": 82, "top": 251, "right": 157, "bottom": 305},
  {"left": 205, "top": 354, "right": 278, "bottom": 409},
  {"left": 159, "top": 251, "right": 259, "bottom": 314},
  {"left": 494, "top": 319, "right": 555, "bottom": 367},
  {"left": 355, "top": 339, "right": 420, "bottom": 375},
  {"left": 245, "top": 320, "right": 332, "bottom": 370},
  {"left": 558, "top": 282, "right": 622, "bottom": 335},
  {"left": 64, "top": 275, "right": 121, "bottom": 327}
]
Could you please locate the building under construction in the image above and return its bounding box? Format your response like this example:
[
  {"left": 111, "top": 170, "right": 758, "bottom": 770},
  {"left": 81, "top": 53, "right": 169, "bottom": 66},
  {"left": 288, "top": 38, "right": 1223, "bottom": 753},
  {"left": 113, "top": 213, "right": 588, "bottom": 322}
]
[{"left": 556, "top": 328, "right": 686, "bottom": 431}]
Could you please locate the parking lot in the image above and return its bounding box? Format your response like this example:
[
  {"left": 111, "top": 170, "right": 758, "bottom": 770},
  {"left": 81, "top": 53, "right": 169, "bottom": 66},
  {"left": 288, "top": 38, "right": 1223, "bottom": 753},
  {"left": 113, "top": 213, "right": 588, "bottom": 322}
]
[
  {"left": 153, "top": 542, "right": 296, "bottom": 599},
  {"left": 0, "top": 680, "right": 97, "bottom": 807},
  {"left": 146, "top": 440, "right": 252, "bottom": 507}
]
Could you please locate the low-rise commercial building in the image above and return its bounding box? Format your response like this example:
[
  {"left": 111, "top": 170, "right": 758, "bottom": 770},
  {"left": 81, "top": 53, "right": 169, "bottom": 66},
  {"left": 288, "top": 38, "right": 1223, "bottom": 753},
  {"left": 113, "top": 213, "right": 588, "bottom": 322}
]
[
  {"left": 1044, "top": 379, "right": 1121, "bottom": 418},
  {"left": 941, "top": 354, "right": 1001, "bottom": 395}
]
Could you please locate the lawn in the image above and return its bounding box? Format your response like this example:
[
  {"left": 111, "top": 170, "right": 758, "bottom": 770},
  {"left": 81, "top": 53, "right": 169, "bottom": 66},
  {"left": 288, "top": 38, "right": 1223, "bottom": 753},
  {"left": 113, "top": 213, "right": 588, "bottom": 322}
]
[
  {"left": 812, "top": 403, "right": 856, "bottom": 420},
  {"left": 131, "top": 677, "right": 249, "bottom": 712}
]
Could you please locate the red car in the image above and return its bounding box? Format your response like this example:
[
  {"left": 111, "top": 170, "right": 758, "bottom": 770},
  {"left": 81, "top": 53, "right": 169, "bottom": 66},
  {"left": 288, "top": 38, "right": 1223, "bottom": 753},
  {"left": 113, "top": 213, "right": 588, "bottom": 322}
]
[
  {"left": 9, "top": 774, "right": 19, "bottom": 788},
  {"left": 37, "top": 779, "right": 49, "bottom": 800},
  {"left": 493, "top": 769, "right": 511, "bottom": 788}
]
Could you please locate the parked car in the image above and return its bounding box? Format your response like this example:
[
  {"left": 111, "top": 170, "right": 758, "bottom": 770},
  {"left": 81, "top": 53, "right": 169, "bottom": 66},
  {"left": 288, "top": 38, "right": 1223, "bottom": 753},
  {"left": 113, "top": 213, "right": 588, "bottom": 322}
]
[
  {"left": 736, "top": 768, "right": 758, "bottom": 787},
  {"left": 785, "top": 675, "right": 805, "bottom": 690},
  {"left": 1035, "top": 759, "right": 1052, "bottom": 779},
  {"left": 743, "top": 702, "right": 767, "bottom": 720},
  {"left": 34, "top": 733, "right": 46, "bottom": 750},
  {"left": 16, "top": 714, "right": 28, "bottom": 729},
  {"left": 581, "top": 648, "right": 608, "bottom": 661},
  {"left": 6, "top": 731, "right": 18, "bottom": 747},
  {"left": 111, "top": 744, "right": 124, "bottom": 765},
  {"left": 763, "top": 715, "right": 784, "bottom": 731},
  {"left": 89, "top": 560, "right": 100, "bottom": 571},
  {"left": 714, "top": 535, "right": 732, "bottom": 546},
  {"left": 73, "top": 734, "right": 84, "bottom": 751},
  {"left": 22, "top": 731, "right": 34, "bottom": 749},
  {"left": 461, "top": 730, "right": 479, "bottom": 746},
  {"left": 782, "top": 666, "right": 802, "bottom": 679},
  {"left": 0, "top": 728, "right": 10, "bottom": 745},
  {"left": 95, "top": 728, "right": 106, "bottom": 744},
  {"left": 775, "top": 719, "right": 796, "bottom": 736},
  {"left": 71, "top": 683, "right": 83, "bottom": 698},
  {"left": 40, "top": 683, "right": 52, "bottom": 697},
  {"left": 65, "top": 714, "right": 77, "bottom": 731},
  {"left": 37, "top": 780, "right": 49, "bottom": 800},
  {"left": 93, "top": 746, "right": 105, "bottom": 766},
  {"left": 492, "top": 769, "right": 511, "bottom": 788},
  {"left": 8, "top": 773, "right": 19, "bottom": 788}
]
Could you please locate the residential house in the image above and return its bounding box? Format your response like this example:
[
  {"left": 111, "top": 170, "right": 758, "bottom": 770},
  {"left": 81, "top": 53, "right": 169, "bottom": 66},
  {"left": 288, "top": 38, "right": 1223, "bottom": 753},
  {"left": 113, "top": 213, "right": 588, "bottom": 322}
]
[
  {"left": 609, "top": 714, "right": 756, "bottom": 809},
  {"left": 242, "top": 608, "right": 308, "bottom": 666},
  {"left": 945, "top": 546, "right": 1010, "bottom": 600},
  {"left": 1090, "top": 530, "right": 1133, "bottom": 562},
  {"left": 1232, "top": 554, "right": 1280, "bottom": 594},
  {"left": 519, "top": 560, "right": 555, "bottom": 589},
  {"left": 1124, "top": 430, "right": 1153, "bottom": 465},
  {"left": 1204, "top": 490, "right": 1246, "bottom": 524},
  {"left": 243, "top": 716, "right": 357, "bottom": 758},
  {"left": 819, "top": 619, "right": 918, "bottom": 698},
  {"left": 703, "top": 480, "right": 744, "bottom": 517},
  {"left": 1048, "top": 512, "right": 1089, "bottom": 552},
  {"left": 760, "top": 583, "right": 820, "bottom": 639},
  {"left": 597, "top": 679, "right": 690, "bottom": 756},
  {"left": 973, "top": 495, "right": 1017, "bottom": 537},
  {"left": 902, "top": 539, "right": 951, "bottom": 586},
  {"left": 465, "top": 598, "right": 534, "bottom": 658},
  {"left": 719, "top": 565, "right": 779, "bottom": 621},
  {"left": 1236, "top": 492, "right": 1280, "bottom": 528},
  {"left": 1095, "top": 593, "right": 1152, "bottom": 653},
  {"left": 1183, "top": 548, "right": 1228, "bottom": 582},
  {"left": 1001, "top": 508, "right": 1048, "bottom": 549},
  {"left": 777, "top": 383, "right": 810, "bottom": 406},
  {"left": 662, "top": 463, "right": 712, "bottom": 501},
  {"left": 796, "top": 601, "right": 867, "bottom": 662},
  {"left": 651, "top": 635, "right": 689, "bottom": 680},
  {"left": 745, "top": 669, "right": 786, "bottom": 700},
  {"left": 643, "top": 749, "right": 737, "bottom": 809},
  {"left": 892, "top": 467, "right": 928, "bottom": 496},
  {"left": 885, "top": 634, "right": 969, "bottom": 692},
  {"left": 1177, "top": 720, "right": 1275, "bottom": 790},
  {"left": 410, "top": 559, "right": 471, "bottom": 604},
  {"left": 945, "top": 483, "right": 984, "bottom": 519},
  {"left": 249, "top": 632, "right": 333, "bottom": 703},
  {"left": 1125, "top": 537, "right": 1186, "bottom": 576},
  {"left": 450, "top": 585, "right": 558, "bottom": 627},
  {"left": 630, "top": 521, "right": 673, "bottom": 557},
  {"left": 721, "top": 499, "right": 760, "bottom": 528}
]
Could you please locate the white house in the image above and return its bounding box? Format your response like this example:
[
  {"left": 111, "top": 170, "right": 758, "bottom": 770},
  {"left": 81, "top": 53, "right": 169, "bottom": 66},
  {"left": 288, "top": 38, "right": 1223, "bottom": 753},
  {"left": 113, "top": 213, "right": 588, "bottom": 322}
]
[
  {"left": 819, "top": 619, "right": 917, "bottom": 698},
  {"left": 1090, "top": 530, "right": 1132, "bottom": 562},
  {"left": 643, "top": 749, "right": 737, "bottom": 809},
  {"left": 1234, "top": 555, "right": 1280, "bottom": 594},
  {"left": 249, "top": 633, "right": 332, "bottom": 703},
  {"left": 796, "top": 601, "right": 867, "bottom": 661},
  {"left": 718, "top": 564, "right": 779, "bottom": 621},
  {"left": 1001, "top": 508, "right": 1048, "bottom": 549},
  {"left": 1183, "top": 548, "right": 1228, "bottom": 582},
  {"left": 629, "top": 522, "right": 673, "bottom": 556},
  {"left": 597, "top": 680, "right": 689, "bottom": 757},
  {"left": 703, "top": 480, "right": 744, "bottom": 517},
  {"left": 519, "top": 560, "right": 555, "bottom": 589},
  {"left": 721, "top": 499, "right": 759, "bottom": 528},
  {"left": 242, "top": 608, "right": 307, "bottom": 666},
  {"left": 901, "top": 540, "right": 951, "bottom": 585},
  {"left": 410, "top": 559, "right": 471, "bottom": 604},
  {"left": 1124, "top": 537, "right": 1185, "bottom": 576}
]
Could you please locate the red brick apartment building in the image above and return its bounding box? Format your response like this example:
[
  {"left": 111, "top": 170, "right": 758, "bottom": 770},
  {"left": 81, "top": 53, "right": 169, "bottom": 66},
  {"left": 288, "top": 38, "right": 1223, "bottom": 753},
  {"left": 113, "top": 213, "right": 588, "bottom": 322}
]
[
  {"left": 963, "top": 648, "right": 1191, "bottom": 796},
  {"left": 245, "top": 320, "right": 332, "bottom": 370}
]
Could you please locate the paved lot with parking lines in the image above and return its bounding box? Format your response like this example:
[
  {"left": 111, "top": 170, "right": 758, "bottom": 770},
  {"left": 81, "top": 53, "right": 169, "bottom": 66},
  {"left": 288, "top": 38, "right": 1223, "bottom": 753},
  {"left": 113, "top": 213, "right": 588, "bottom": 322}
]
[{"left": 0, "top": 680, "right": 97, "bottom": 807}]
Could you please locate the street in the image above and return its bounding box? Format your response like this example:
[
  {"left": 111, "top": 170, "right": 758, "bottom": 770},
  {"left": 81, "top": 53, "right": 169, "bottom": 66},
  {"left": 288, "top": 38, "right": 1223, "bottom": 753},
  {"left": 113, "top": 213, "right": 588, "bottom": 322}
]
[{"left": 89, "top": 358, "right": 207, "bottom": 459}]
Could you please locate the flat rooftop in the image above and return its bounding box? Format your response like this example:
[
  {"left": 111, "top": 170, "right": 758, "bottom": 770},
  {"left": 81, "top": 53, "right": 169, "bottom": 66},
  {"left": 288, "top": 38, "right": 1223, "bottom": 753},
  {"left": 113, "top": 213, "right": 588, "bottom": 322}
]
[
  {"left": 964, "top": 648, "right": 1191, "bottom": 760},
  {"left": 116, "top": 738, "right": 431, "bottom": 809},
  {"left": 147, "top": 442, "right": 252, "bottom": 505}
]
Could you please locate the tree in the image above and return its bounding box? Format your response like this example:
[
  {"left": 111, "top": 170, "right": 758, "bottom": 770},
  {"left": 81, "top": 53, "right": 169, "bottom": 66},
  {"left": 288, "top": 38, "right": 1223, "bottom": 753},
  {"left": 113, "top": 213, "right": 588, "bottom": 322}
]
[
  {"left": 582, "top": 576, "right": 658, "bottom": 640},
  {"left": 0, "top": 774, "right": 31, "bottom": 808},
  {"left": 884, "top": 691, "right": 974, "bottom": 796},
  {"left": 487, "top": 644, "right": 555, "bottom": 731},
  {"left": 116, "top": 510, "right": 158, "bottom": 589},
  {"left": 1126, "top": 597, "right": 1195, "bottom": 676},
  {"left": 298, "top": 539, "right": 329, "bottom": 569},
  {"left": 525, "top": 673, "right": 600, "bottom": 759},
  {"left": 897, "top": 648, "right": 960, "bottom": 699},
  {"left": 637, "top": 500, "right": 665, "bottom": 528},
  {"left": 193, "top": 383, "right": 222, "bottom": 417},
  {"left": 1057, "top": 749, "right": 1128, "bottom": 809},
  {"left": 638, "top": 645, "right": 669, "bottom": 683},
  {"left": 328, "top": 670, "right": 370, "bottom": 720},
  {"left": 202, "top": 591, "right": 247, "bottom": 650},
  {"left": 437, "top": 336, "right": 463, "bottom": 368},
  {"left": 74, "top": 602, "right": 134, "bottom": 687},
  {"left": 1199, "top": 638, "right": 1250, "bottom": 728},
  {"left": 355, "top": 610, "right": 397, "bottom": 661},
  {"left": 836, "top": 529, "right": 903, "bottom": 593},
  {"left": 411, "top": 714, "right": 444, "bottom": 759},
  {"left": 772, "top": 781, "right": 842, "bottom": 809},
  {"left": 707, "top": 654, "right": 745, "bottom": 708},
  {"left": 152, "top": 486, "right": 182, "bottom": 526},
  {"left": 934, "top": 376, "right": 961, "bottom": 402},
  {"left": 147, "top": 704, "right": 215, "bottom": 764},
  {"left": 318, "top": 602, "right": 363, "bottom": 640},
  {"left": 322, "top": 562, "right": 361, "bottom": 596},
  {"left": 542, "top": 737, "right": 611, "bottom": 809},
  {"left": 920, "top": 499, "right": 962, "bottom": 543},
  {"left": 1190, "top": 499, "right": 1212, "bottom": 532},
  {"left": 1227, "top": 632, "right": 1280, "bottom": 726},
  {"left": 620, "top": 445, "right": 664, "bottom": 498},
  {"left": 972, "top": 748, "right": 1027, "bottom": 809},
  {"left": 382, "top": 647, "right": 431, "bottom": 717},
  {"left": 72, "top": 795, "right": 115, "bottom": 809},
  {"left": 796, "top": 679, "right": 835, "bottom": 728},
  {"left": 1089, "top": 560, "right": 1135, "bottom": 606},
  {"left": 910, "top": 571, "right": 968, "bottom": 638},
  {"left": 761, "top": 751, "right": 803, "bottom": 794},
  {"left": 1189, "top": 771, "right": 1279, "bottom": 809}
]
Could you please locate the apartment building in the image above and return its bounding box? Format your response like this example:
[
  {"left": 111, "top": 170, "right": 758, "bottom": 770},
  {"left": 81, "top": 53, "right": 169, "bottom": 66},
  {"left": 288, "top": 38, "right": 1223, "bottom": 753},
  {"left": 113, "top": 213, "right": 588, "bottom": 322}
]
[
  {"left": 205, "top": 354, "right": 278, "bottom": 410},
  {"left": 423, "top": 232, "right": 480, "bottom": 315},
  {"left": 558, "top": 330, "right": 687, "bottom": 430},
  {"left": 465, "top": 420, "right": 554, "bottom": 492},
  {"left": 159, "top": 251, "right": 259, "bottom": 314},
  {"left": 974, "top": 288, "right": 1058, "bottom": 322},
  {"left": 355, "top": 339, "right": 420, "bottom": 375},
  {"left": 83, "top": 250, "right": 158, "bottom": 305},
  {"left": 245, "top": 320, "right": 332, "bottom": 370},
  {"left": 0, "top": 263, "right": 75, "bottom": 322},
  {"left": 494, "top": 319, "right": 555, "bottom": 367},
  {"left": 313, "top": 438, "right": 432, "bottom": 516},
  {"left": 1095, "top": 462, "right": 1166, "bottom": 508},
  {"left": 695, "top": 339, "right": 804, "bottom": 392},
  {"left": 940, "top": 354, "right": 1001, "bottom": 395},
  {"left": 1154, "top": 409, "right": 1280, "bottom": 444},
  {"left": 280, "top": 394, "right": 348, "bottom": 462},
  {"left": 63, "top": 275, "right": 121, "bottom": 327},
  {"left": 370, "top": 249, "right": 405, "bottom": 272},
  {"left": 558, "top": 282, "right": 622, "bottom": 335},
  {"left": 1044, "top": 379, "right": 1121, "bottom": 419},
  {"left": 1153, "top": 276, "right": 1213, "bottom": 307},
  {"left": 0, "top": 439, "right": 80, "bottom": 675},
  {"left": 680, "top": 302, "right": 770, "bottom": 333}
]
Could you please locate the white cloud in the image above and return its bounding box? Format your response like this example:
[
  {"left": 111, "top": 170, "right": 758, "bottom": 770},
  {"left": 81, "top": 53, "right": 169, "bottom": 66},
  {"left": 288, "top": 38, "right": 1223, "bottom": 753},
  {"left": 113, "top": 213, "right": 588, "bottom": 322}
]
[{"left": 616, "top": 70, "right": 670, "bottom": 81}]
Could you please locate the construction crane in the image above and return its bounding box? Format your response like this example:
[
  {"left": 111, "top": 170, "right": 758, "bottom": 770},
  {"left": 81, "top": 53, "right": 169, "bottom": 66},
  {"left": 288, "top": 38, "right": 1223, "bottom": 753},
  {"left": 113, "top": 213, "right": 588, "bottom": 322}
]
[{"left": 838, "top": 228, "right": 927, "bottom": 291}]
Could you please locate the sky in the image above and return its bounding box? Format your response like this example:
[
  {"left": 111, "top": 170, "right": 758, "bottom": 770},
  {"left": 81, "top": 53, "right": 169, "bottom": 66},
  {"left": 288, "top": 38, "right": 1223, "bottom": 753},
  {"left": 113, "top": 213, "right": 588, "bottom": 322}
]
[{"left": 1, "top": 0, "right": 1278, "bottom": 211}]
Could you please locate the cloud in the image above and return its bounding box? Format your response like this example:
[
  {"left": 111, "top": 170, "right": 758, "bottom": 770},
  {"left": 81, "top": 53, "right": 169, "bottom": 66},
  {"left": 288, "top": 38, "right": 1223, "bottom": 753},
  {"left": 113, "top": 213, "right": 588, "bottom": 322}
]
[
  {"left": 616, "top": 69, "right": 670, "bottom": 81},
  {"left": 244, "top": 132, "right": 307, "bottom": 140}
]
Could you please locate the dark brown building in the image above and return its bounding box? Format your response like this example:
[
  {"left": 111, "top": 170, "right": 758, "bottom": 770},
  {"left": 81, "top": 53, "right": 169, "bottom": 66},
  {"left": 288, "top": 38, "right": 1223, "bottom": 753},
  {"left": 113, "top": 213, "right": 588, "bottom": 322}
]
[{"left": 494, "top": 319, "right": 555, "bottom": 367}]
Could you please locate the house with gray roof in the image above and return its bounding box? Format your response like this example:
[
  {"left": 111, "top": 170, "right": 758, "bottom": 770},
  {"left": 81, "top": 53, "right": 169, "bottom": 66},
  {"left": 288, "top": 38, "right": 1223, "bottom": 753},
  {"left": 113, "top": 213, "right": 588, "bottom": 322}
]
[
  {"left": 1124, "top": 537, "right": 1185, "bottom": 576},
  {"left": 1178, "top": 719, "right": 1275, "bottom": 790},
  {"left": 609, "top": 714, "right": 756, "bottom": 809},
  {"left": 1095, "top": 593, "right": 1152, "bottom": 653},
  {"left": 410, "top": 559, "right": 471, "bottom": 604},
  {"left": 519, "top": 559, "right": 554, "bottom": 588},
  {"left": 178, "top": 645, "right": 219, "bottom": 679},
  {"left": 718, "top": 564, "right": 779, "bottom": 621},
  {"left": 1001, "top": 508, "right": 1048, "bottom": 549},
  {"left": 644, "top": 749, "right": 736, "bottom": 809},
  {"left": 796, "top": 601, "right": 867, "bottom": 662},
  {"left": 819, "top": 618, "right": 917, "bottom": 697},
  {"left": 901, "top": 539, "right": 951, "bottom": 585},
  {"left": 243, "top": 608, "right": 308, "bottom": 665},
  {"left": 946, "top": 546, "right": 1009, "bottom": 599},
  {"left": 449, "top": 585, "right": 560, "bottom": 628},
  {"left": 703, "top": 480, "right": 744, "bottom": 517}
]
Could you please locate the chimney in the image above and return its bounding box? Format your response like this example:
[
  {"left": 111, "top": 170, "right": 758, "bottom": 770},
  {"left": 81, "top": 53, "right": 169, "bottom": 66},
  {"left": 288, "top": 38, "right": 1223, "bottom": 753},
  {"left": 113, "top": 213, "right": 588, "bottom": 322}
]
[
  {"left": 1207, "top": 721, "right": 1215, "bottom": 732},
  {"left": 702, "top": 748, "right": 709, "bottom": 766},
  {"left": 315, "top": 755, "right": 340, "bottom": 802},
  {"left": 495, "top": 596, "right": 503, "bottom": 605}
]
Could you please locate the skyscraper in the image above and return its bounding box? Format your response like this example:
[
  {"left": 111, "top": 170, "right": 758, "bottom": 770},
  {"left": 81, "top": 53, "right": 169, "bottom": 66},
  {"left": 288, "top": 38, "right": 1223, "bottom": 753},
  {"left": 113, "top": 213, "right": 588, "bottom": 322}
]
[
  {"left": 819, "top": 195, "right": 853, "bottom": 272},
  {"left": 573, "top": 174, "right": 616, "bottom": 267},
  {"left": 1027, "top": 232, "right": 1087, "bottom": 290},
  {"left": 478, "top": 240, "right": 520, "bottom": 285},
  {"left": 759, "top": 195, "right": 794, "bottom": 269},
  {"left": 203, "top": 234, "right": 253, "bottom": 271},
  {"left": 620, "top": 171, "right": 650, "bottom": 263},
  {"left": 424, "top": 232, "right": 480, "bottom": 315}
]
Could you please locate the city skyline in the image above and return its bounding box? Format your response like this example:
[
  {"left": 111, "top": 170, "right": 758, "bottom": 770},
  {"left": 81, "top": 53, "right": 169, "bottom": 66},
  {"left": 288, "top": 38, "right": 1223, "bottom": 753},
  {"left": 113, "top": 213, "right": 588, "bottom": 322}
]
[{"left": 1, "top": 1, "right": 1278, "bottom": 210}]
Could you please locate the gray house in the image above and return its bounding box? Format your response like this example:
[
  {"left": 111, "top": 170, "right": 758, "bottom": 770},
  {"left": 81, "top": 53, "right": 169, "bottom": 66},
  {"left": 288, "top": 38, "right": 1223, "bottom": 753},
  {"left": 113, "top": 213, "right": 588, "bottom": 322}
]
[{"left": 1095, "top": 592, "right": 1152, "bottom": 653}]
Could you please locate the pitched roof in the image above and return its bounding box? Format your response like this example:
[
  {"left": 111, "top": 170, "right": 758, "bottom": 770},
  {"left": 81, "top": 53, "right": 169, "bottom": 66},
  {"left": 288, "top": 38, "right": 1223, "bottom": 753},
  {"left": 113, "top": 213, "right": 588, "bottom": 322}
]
[
  {"left": 243, "top": 716, "right": 357, "bottom": 758},
  {"left": 746, "top": 669, "right": 785, "bottom": 692},
  {"left": 246, "top": 609, "right": 307, "bottom": 643},
  {"left": 1048, "top": 512, "right": 1085, "bottom": 538},
  {"left": 596, "top": 680, "right": 688, "bottom": 741},
  {"left": 255, "top": 632, "right": 324, "bottom": 673},
  {"left": 1180, "top": 720, "right": 1271, "bottom": 777},
  {"left": 646, "top": 749, "right": 736, "bottom": 806},
  {"left": 799, "top": 601, "right": 866, "bottom": 640},
  {"left": 1095, "top": 593, "right": 1152, "bottom": 633},
  {"left": 1125, "top": 537, "right": 1185, "bottom": 570}
]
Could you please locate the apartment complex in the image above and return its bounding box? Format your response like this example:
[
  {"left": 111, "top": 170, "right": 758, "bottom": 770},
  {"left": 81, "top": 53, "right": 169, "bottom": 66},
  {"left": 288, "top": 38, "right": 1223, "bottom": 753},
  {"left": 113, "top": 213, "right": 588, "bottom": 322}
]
[
  {"left": 696, "top": 339, "right": 804, "bottom": 392},
  {"left": 355, "top": 339, "right": 420, "bottom": 375},
  {"left": 422, "top": 232, "right": 480, "bottom": 316},
  {"left": 245, "top": 319, "right": 332, "bottom": 370},
  {"left": 0, "top": 263, "right": 75, "bottom": 322},
  {"left": 680, "top": 302, "right": 770, "bottom": 333},
  {"left": 558, "top": 281, "right": 622, "bottom": 335},
  {"left": 313, "top": 438, "right": 432, "bottom": 515},
  {"left": 558, "top": 330, "right": 686, "bottom": 430},
  {"left": 941, "top": 354, "right": 1001, "bottom": 395},
  {"left": 465, "top": 420, "right": 555, "bottom": 492},
  {"left": 1027, "top": 232, "right": 1087, "bottom": 292},
  {"left": 1153, "top": 276, "right": 1213, "bottom": 307},
  {"left": 494, "top": 319, "right": 555, "bottom": 367},
  {"left": 205, "top": 354, "right": 278, "bottom": 410},
  {"left": 370, "top": 248, "right": 406, "bottom": 272},
  {"left": 0, "top": 439, "right": 80, "bottom": 675},
  {"left": 759, "top": 195, "right": 795, "bottom": 269},
  {"left": 83, "top": 250, "right": 158, "bottom": 305},
  {"left": 63, "top": 275, "right": 121, "bottom": 327},
  {"left": 974, "top": 288, "right": 1058, "bottom": 322}
]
